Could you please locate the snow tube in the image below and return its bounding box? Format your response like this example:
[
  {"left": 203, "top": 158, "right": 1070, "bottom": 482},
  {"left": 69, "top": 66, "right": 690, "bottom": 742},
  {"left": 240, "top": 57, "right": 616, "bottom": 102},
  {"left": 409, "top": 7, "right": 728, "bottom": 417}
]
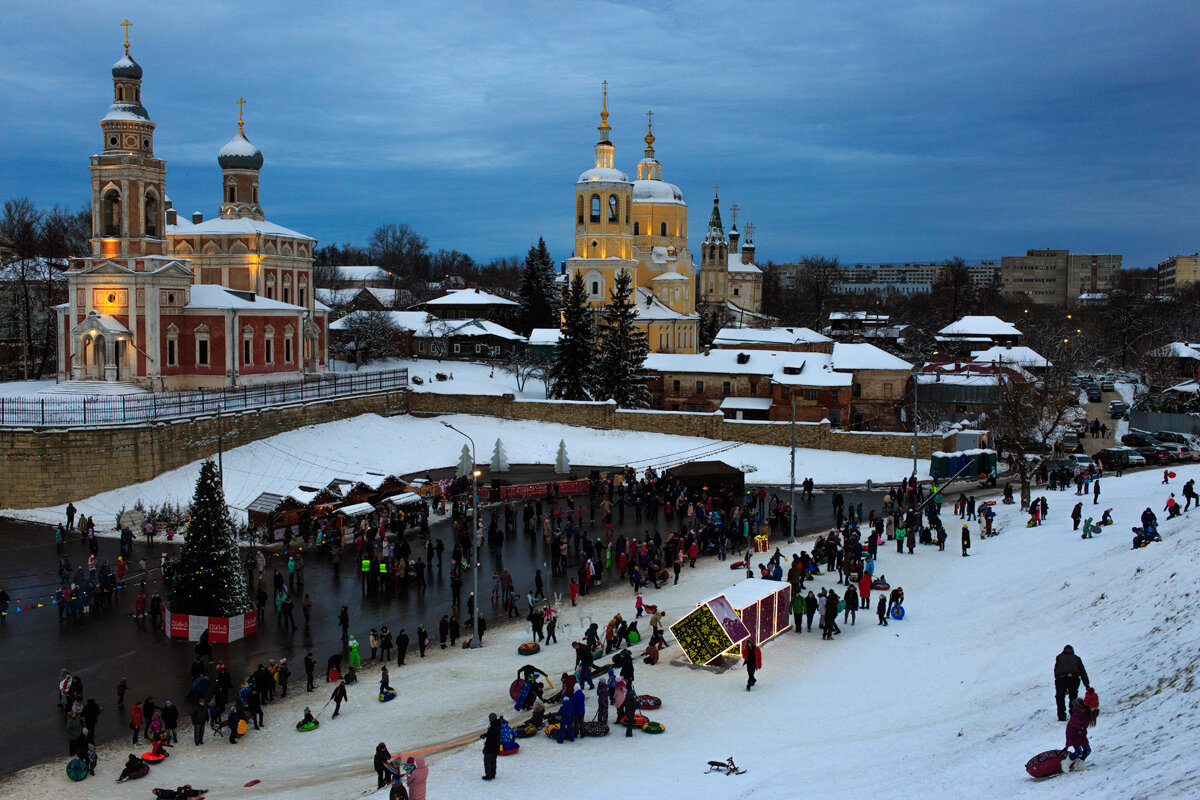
[
  {"left": 635, "top": 695, "right": 662, "bottom": 710},
  {"left": 65, "top": 758, "right": 88, "bottom": 782},
  {"left": 627, "top": 631, "right": 640, "bottom": 644},
  {"left": 592, "top": 647, "right": 604, "bottom": 661},
  {"left": 618, "top": 713, "right": 649, "bottom": 727},
  {"left": 498, "top": 742, "right": 520, "bottom": 756},
  {"left": 544, "top": 723, "right": 562, "bottom": 739},
  {"left": 890, "top": 605, "right": 905, "bottom": 621},
  {"left": 141, "top": 752, "right": 168, "bottom": 763},
  {"left": 518, "top": 642, "right": 540, "bottom": 656},
  {"left": 515, "top": 722, "right": 539, "bottom": 738},
  {"left": 296, "top": 720, "right": 320, "bottom": 731},
  {"left": 729, "top": 561, "right": 745, "bottom": 570},
  {"left": 1025, "top": 748, "right": 1074, "bottom": 778},
  {"left": 1169, "top": 471, "right": 1177, "bottom": 479},
  {"left": 509, "top": 678, "right": 525, "bottom": 702},
  {"left": 379, "top": 687, "right": 397, "bottom": 703},
  {"left": 580, "top": 720, "right": 609, "bottom": 737},
  {"left": 641, "top": 721, "right": 665, "bottom": 734},
  {"left": 871, "top": 580, "right": 890, "bottom": 591},
  {"left": 237, "top": 720, "right": 248, "bottom": 735}
]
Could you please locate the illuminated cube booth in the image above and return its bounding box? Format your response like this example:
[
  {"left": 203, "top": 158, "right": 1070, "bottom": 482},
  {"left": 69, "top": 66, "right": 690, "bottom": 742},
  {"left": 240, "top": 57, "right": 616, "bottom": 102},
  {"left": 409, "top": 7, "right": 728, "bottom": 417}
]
[{"left": 669, "top": 578, "right": 792, "bottom": 666}]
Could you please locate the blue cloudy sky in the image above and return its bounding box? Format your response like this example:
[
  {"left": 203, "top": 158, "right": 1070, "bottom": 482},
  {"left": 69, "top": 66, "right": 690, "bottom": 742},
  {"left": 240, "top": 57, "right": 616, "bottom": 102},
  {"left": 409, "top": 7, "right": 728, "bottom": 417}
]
[{"left": 1, "top": 1, "right": 1196, "bottom": 268}]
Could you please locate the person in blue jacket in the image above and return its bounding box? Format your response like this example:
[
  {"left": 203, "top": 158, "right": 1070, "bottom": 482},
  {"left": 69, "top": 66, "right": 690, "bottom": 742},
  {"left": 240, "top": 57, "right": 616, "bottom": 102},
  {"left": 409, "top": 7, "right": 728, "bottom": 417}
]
[
  {"left": 572, "top": 687, "right": 586, "bottom": 738},
  {"left": 557, "top": 696, "right": 575, "bottom": 743}
]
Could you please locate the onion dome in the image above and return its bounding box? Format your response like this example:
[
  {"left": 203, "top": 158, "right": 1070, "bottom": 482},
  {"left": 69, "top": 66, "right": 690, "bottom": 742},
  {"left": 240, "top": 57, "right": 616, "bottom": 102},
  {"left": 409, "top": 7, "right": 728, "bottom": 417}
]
[
  {"left": 218, "top": 129, "right": 264, "bottom": 171},
  {"left": 112, "top": 52, "right": 142, "bottom": 80}
]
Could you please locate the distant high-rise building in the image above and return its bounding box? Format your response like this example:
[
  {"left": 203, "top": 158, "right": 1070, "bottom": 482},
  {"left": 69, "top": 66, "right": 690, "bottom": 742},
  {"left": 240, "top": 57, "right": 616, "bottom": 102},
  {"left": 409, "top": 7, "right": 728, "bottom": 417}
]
[
  {"left": 1157, "top": 254, "right": 1200, "bottom": 293},
  {"left": 1000, "top": 249, "right": 1121, "bottom": 306}
]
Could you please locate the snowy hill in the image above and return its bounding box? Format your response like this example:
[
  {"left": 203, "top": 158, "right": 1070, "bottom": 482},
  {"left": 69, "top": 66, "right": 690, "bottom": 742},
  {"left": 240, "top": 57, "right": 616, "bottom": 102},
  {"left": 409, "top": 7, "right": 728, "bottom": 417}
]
[{"left": 4, "top": 467, "right": 1198, "bottom": 799}]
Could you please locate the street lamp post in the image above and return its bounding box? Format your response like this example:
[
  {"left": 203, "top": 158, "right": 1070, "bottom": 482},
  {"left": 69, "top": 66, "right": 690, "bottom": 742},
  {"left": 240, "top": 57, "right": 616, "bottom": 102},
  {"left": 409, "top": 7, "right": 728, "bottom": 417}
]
[
  {"left": 789, "top": 389, "right": 796, "bottom": 544},
  {"left": 442, "top": 422, "right": 482, "bottom": 648},
  {"left": 911, "top": 366, "right": 919, "bottom": 478}
]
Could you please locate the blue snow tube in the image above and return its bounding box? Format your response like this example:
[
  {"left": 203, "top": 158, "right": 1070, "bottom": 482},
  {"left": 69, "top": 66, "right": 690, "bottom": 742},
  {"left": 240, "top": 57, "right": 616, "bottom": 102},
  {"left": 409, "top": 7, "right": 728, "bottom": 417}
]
[{"left": 890, "top": 605, "right": 905, "bottom": 620}]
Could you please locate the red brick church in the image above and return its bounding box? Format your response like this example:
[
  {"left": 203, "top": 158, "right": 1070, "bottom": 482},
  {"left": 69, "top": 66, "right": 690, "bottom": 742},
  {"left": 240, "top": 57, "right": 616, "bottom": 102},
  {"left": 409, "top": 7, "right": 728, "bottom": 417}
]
[{"left": 55, "top": 29, "right": 328, "bottom": 390}]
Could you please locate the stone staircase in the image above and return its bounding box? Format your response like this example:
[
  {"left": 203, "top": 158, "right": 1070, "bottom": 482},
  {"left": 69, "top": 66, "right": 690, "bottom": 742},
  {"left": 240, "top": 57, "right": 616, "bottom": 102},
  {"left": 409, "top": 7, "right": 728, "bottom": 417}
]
[{"left": 38, "top": 380, "right": 149, "bottom": 397}]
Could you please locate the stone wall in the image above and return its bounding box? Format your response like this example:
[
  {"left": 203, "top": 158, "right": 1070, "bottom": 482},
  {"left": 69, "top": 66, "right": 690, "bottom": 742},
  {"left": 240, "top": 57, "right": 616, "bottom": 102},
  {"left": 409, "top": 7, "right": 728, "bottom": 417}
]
[{"left": 2, "top": 389, "right": 942, "bottom": 510}]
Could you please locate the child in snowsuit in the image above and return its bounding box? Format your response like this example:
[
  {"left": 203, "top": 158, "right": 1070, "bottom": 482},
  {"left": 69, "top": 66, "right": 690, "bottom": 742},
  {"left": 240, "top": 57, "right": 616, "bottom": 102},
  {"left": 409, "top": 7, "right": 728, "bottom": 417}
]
[
  {"left": 557, "top": 696, "right": 575, "bottom": 743},
  {"left": 1066, "top": 697, "right": 1092, "bottom": 762},
  {"left": 877, "top": 595, "right": 888, "bottom": 626}
]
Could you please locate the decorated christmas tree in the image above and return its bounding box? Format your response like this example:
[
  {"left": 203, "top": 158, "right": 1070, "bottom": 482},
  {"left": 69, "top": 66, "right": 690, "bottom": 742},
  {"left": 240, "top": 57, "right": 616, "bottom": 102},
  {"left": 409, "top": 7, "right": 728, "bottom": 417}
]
[
  {"left": 167, "top": 460, "right": 252, "bottom": 616},
  {"left": 455, "top": 443, "right": 474, "bottom": 478},
  {"left": 555, "top": 440, "right": 570, "bottom": 475},
  {"left": 490, "top": 438, "right": 510, "bottom": 472}
]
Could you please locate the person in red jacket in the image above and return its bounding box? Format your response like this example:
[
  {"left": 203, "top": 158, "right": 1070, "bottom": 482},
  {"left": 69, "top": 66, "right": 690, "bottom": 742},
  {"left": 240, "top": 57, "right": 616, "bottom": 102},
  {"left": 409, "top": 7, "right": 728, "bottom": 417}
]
[
  {"left": 687, "top": 542, "right": 699, "bottom": 568},
  {"left": 858, "top": 572, "right": 872, "bottom": 611},
  {"left": 129, "top": 702, "right": 143, "bottom": 745},
  {"left": 742, "top": 641, "right": 761, "bottom": 691}
]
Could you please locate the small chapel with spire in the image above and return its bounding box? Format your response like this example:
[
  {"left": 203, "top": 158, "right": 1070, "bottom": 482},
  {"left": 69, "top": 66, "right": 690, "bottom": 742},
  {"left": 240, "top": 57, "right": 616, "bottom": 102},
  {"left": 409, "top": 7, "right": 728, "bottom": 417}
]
[{"left": 55, "top": 23, "right": 328, "bottom": 389}]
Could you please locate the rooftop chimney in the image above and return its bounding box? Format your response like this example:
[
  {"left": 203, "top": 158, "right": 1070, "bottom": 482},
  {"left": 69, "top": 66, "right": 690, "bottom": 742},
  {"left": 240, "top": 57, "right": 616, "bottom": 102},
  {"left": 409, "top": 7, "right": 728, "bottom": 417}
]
[{"left": 192, "top": 212, "right": 204, "bottom": 224}]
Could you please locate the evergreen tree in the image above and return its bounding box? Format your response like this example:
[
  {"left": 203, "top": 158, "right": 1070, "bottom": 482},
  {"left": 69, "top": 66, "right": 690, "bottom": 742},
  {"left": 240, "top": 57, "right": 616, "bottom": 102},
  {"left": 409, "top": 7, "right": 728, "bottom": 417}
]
[
  {"left": 490, "top": 438, "right": 510, "bottom": 472},
  {"left": 516, "top": 237, "right": 559, "bottom": 335},
  {"left": 548, "top": 272, "right": 593, "bottom": 400},
  {"left": 167, "top": 460, "right": 252, "bottom": 617},
  {"left": 591, "top": 270, "right": 650, "bottom": 408},
  {"left": 455, "top": 444, "right": 474, "bottom": 478},
  {"left": 555, "top": 440, "right": 571, "bottom": 475}
]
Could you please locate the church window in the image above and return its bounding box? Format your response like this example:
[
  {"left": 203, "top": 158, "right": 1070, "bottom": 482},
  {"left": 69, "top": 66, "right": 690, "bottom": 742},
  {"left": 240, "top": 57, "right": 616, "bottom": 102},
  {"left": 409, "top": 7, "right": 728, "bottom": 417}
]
[
  {"left": 195, "top": 324, "right": 210, "bottom": 366},
  {"left": 265, "top": 274, "right": 275, "bottom": 300},
  {"left": 608, "top": 195, "right": 618, "bottom": 222},
  {"left": 144, "top": 192, "right": 158, "bottom": 237},
  {"left": 733, "top": 287, "right": 740, "bottom": 296},
  {"left": 576, "top": 195, "right": 584, "bottom": 224},
  {"left": 633, "top": 222, "right": 639, "bottom": 236},
  {"left": 142, "top": 138, "right": 150, "bottom": 149},
  {"left": 109, "top": 136, "right": 118, "bottom": 147},
  {"left": 102, "top": 189, "right": 121, "bottom": 236},
  {"left": 116, "top": 86, "right": 124, "bottom": 102},
  {"left": 591, "top": 281, "right": 599, "bottom": 296},
  {"left": 283, "top": 285, "right": 291, "bottom": 304},
  {"left": 660, "top": 221, "right": 667, "bottom": 237},
  {"left": 265, "top": 325, "right": 275, "bottom": 365},
  {"left": 167, "top": 338, "right": 177, "bottom": 367},
  {"left": 134, "top": 87, "right": 139, "bottom": 102},
  {"left": 227, "top": 185, "right": 237, "bottom": 203},
  {"left": 590, "top": 195, "right": 600, "bottom": 223},
  {"left": 252, "top": 186, "right": 258, "bottom": 203},
  {"left": 242, "top": 325, "right": 254, "bottom": 366}
]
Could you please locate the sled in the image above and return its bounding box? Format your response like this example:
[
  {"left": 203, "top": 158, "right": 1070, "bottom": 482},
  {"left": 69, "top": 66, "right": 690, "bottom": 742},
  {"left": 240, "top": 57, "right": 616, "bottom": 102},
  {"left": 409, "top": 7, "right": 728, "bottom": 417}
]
[
  {"left": 705, "top": 757, "right": 747, "bottom": 775},
  {"left": 871, "top": 579, "right": 890, "bottom": 591},
  {"left": 729, "top": 561, "right": 745, "bottom": 570},
  {"left": 580, "top": 720, "right": 609, "bottom": 737},
  {"left": 1169, "top": 471, "right": 1177, "bottom": 479},
  {"left": 509, "top": 678, "right": 526, "bottom": 702},
  {"left": 1025, "top": 748, "right": 1075, "bottom": 778},
  {"left": 515, "top": 722, "right": 539, "bottom": 738},
  {"left": 627, "top": 631, "right": 640, "bottom": 644},
  {"left": 379, "top": 687, "right": 397, "bottom": 703},
  {"left": 518, "top": 642, "right": 541, "bottom": 656},
  {"left": 244, "top": 780, "right": 262, "bottom": 787},
  {"left": 65, "top": 758, "right": 88, "bottom": 782},
  {"left": 890, "top": 605, "right": 905, "bottom": 621},
  {"left": 544, "top": 723, "right": 562, "bottom": 739},
  {"left": 296, "top": 720, "right": 319, "bottom": 732},
  {"left": 514, "top": 681, "right": 533, "bottom": 712},
  {"left": 635, "top": 694, "right": 662, "bottom": 710},
  {"left": 641, "top": 721, "right": 665, "bottom": 734},
  {"left": 498, "top": 742, "right": 520, "bottom": 756}
]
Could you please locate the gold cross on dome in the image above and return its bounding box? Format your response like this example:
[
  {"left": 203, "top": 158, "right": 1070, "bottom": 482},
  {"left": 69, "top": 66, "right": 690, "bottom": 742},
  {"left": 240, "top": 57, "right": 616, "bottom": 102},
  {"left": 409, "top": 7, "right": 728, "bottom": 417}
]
[
  {"left": 237, "top": 97, "right": 246, "bottom": 132},
  {"left": 714, "top": 184, "right": 719, "bottom": 197},
  {"left": 746, "top": 223, "right": 756, "bottom": 239},
  {"left": 647, "top": 110, "right": 653, "bottom": 128},
  {"left": 121, "top": 19, "right": 133, "bottom": 53},
  {"left": 730, "top": 204, "right": 740, "bottom": 227}
]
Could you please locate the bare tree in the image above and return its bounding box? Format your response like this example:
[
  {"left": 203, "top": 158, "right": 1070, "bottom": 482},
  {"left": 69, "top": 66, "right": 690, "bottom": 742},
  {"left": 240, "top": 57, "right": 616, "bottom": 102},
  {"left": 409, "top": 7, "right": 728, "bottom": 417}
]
[
  {"left": 987, "top": 373, "right": 1077, "bottom": 509},
  {"left": 500, "top": 348, "right": 549, "bottom": 393},
  {"left": 334, "top": 311, "right": 400, "bottom": 368},
  {"left": 369, "top": 223, "right": 430, "bottom": 281}
]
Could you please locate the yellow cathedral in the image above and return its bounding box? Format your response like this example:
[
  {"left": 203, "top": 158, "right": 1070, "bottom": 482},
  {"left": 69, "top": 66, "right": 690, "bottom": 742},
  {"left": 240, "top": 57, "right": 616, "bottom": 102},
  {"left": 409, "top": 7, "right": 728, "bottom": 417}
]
[{"left": 565, "top": 86, "right": 764, "bottom": 354}]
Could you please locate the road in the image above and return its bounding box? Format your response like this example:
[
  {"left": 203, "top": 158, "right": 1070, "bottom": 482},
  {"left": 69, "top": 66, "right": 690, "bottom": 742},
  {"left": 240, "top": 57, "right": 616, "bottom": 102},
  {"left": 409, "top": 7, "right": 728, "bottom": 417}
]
[{"left": 0, "top": 482, "right": 883, "bottom": 777}]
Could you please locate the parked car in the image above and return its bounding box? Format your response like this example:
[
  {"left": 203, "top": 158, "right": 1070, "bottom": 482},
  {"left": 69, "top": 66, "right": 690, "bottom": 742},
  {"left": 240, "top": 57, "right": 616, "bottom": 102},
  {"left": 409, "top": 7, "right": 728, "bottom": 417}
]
[
  {"left": 1069, "top": 418, "right": 1088, "bottom": 432},
  {"left": 1108, "top": 400, "right": 1128, "bottom": 418},
  {"left": 1155, "top": 443, "right": 1191, "bottom": 461},
  {"left": 1153, "top": 430, "right": 1190, "bottom": 444},
  {"left": 1061, "top": 433, "right": 1081, "bottom": 452},
  {"left": 1067, "top": 453, "right": 1093, "bottom": 469},
  {"left": 1135, "top": 445, "right": 1170, "bottom": 463},
  {"left": 1122, "top": 432, "right": 1161, "bottom": 448},
  {"left": 1095, "top": 446, "right": 1145, "bottom": 468},
  {"left": 1086, "top": 387, "right": 1102, "bottom": 402},
  {"left": 1100, "top": 380, "right": 1115, "bottom": 391}
]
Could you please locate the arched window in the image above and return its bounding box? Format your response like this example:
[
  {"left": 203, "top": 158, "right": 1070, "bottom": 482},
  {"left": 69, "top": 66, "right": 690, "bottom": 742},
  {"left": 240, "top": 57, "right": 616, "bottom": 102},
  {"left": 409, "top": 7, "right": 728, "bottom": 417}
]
[
  {"left": 103, "top": 189, "right": 121, "bottom": 237},
  {"left": 227, "top": 184, "right": 236, "bottom": 203},
  {"left": 144, "top": 192, "right": 158, "bottom": 237},
  {"left": 590, "top": 194, "right": 600, "bottom": 223},
  {"left": 576, "top": 195, "right": 584, "bottom": 224},
  {"left": 252, "top": 186, "right": 258, "bottom": 203},
  {"left": 660, "top": 221, "right": 667, "bottom": 237},
  {"left": 608, "top": 195, "right": 618, "bottom": 222},
  {"left": 591, "top": 281, "right": 599, "bottom": 296},
  {"left": 116, "top": 86, "right": 124, "bottom": 102},
  {"left": 633, "top": 221, "right": 639, "bottom": 236}
]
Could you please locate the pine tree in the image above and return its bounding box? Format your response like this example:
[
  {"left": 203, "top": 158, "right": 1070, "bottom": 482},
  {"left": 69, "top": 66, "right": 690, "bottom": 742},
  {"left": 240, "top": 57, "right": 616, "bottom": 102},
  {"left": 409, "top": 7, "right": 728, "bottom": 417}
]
[
  {"left": 455, "top": 444, "right": 474, "bottom": 478},
  {"left": 591, "top": 270, "right": 650, "bottom": 408},
  {"left": 549, "top": 272, "right": 593, "bottom": 400},
  {"left": 490, "top": 438, "right": 510, "bottom": 472},
  {"left": 516, "top": 237, "right": 559, "bottom": 335},
  {"left": 167, "top": 460, "right": 252, "bottom": 617},
  {"left": 555, "top": 440, "right": 571, "bottom": 474}
]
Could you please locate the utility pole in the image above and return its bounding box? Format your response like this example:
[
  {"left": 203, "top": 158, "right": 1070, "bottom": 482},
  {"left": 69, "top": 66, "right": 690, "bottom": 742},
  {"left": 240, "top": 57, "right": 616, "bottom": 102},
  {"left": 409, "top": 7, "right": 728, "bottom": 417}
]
[
  {"left": 789, "top": 389, "right": 796, "bottom": 544},
  {"left": 443, "top": 422, "right": 482, "bottom": 648}
]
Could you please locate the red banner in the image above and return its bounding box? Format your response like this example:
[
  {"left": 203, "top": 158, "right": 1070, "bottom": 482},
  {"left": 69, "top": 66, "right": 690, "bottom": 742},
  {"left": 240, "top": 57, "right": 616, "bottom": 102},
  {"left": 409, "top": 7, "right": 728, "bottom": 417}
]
[
  {"left": 476, "top": 479, "right": 589, "bottom": 501},
  {"left": 208, "top": 616, "right": 229, "bottom": 642},
  {"left": 163, "top": 607, "right": 258, "bottom": 643}
]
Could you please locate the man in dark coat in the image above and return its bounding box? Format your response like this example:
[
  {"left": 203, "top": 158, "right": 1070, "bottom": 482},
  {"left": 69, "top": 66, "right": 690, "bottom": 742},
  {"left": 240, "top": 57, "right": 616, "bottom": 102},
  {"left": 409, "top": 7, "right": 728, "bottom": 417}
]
[
  {"left": 481, "top": 712, "right": 501, "bottom": 780},
  {"left": 396, "top": 629, "right": 409, "bottom": 665},
  {"left": 304, "top": 652, "right": 316, "bottom": 692},
  {"left": 374, "top": 742, "right": 393, "bottom": 789},
  {"left": 1054, "top": 645, "right": 1090, "bottom": 721},
  {"left": 330, "top": 680, "right": 348, "bottom": 718}
]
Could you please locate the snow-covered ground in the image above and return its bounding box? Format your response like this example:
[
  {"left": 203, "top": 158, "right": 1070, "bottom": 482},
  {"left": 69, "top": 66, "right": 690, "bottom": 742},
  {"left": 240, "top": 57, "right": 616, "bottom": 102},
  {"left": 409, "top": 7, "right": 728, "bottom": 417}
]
[
  {"left": 333, "top": 358, "right": 549, "bottom": 399},
  {"left": 3, "top": 466, "right": 1197, "bottom": 799},
  {"left": 2, "top": 413, "right": 925, "bottom": 527},
  {"left": 0, "top": 378, "right": 56, "bottom": 398}
]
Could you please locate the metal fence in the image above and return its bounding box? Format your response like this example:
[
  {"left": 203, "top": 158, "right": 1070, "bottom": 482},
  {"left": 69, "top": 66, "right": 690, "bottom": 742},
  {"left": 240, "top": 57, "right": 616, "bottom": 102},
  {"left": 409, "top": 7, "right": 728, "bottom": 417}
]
[
  {"left": 1128, "top": 409, "right": 1200, "bottom": 436},
  {"left": 0, "top": 368, "right": 408, "bottom": 427}
]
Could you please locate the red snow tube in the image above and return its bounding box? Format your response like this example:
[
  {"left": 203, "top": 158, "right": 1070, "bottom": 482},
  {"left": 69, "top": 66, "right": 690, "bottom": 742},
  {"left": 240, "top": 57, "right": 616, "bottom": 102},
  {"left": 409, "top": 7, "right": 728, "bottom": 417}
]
[
  {"left": 509, "top": 679, "right": 525, "bottom": 702},
  {"left": 1025, "top": 749, "right": 1073, "bottom": 778},
  {"left": 518, "top": 642, "right": 541, "bottom": 656},
  {"left": 498, "top": 742, "right": 520, "bottom": 755},
  {"left": 635, "top": 695, "right": 662, "bottom": 710},
  {"left": 141, "top": 752, "right": 168, "bottom": 763},
  {"left": 730, "top": 561, "right": 745, "bottom": 570},
  {"left": 871, "top": 580, "right": 890, "bottom": 591},
  {"left": 618, "top": 713, "right": 649, "bottom": 727}
]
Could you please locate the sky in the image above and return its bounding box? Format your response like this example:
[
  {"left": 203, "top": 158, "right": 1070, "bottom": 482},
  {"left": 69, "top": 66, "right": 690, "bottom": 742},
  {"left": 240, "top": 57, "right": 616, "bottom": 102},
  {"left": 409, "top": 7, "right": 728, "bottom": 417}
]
[{"left": 0, "top": 1, "right": 1196, "bottom": 269}]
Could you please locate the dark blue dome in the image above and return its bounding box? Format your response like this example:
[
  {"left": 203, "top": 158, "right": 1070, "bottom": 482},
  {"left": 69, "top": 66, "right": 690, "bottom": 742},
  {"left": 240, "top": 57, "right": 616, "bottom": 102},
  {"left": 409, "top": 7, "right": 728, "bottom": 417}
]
[{"left": 112, "top": 53, "right": 142, "bottom": 80}]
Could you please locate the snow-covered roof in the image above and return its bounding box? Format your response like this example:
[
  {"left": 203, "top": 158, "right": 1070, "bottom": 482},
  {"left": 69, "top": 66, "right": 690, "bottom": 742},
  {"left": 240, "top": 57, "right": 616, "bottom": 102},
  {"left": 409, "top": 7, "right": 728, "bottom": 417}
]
[
  {"left": 938, "top": 315, "right": 1022, "bottom": 338},
  {"left": 363, "top": 288, "right": 413, "bottom": 307},
  {"left": 719, "top": 397, "right": 773, "bottom": 411},
  {"left": 101, "top": 103, "right": 150, "bottom": 122},
  {"left": 727, "top": 254, "right": 761, "bottom": 274},
  {"left": 632, "top": 287, "right": 696, "bottom": 321},
  {"left": 528, "top": 328, "right": 562, "bottom": 346},
  {"left": 338, "top": 266, "right": 394, "bottom": 283},
  {"left": 970, "top": 345, "right": 1050, "bottom": 369},
  {"left": 329, "top": 310, "right": 432, "bottom": 332},
  {"left": 1168, "top": 379, "right": 1200, "bottom": 394},
  {"left": 632, "top": 179, "right": 685, "bottom": 205},
  {"left": 771, "top": 354, "right": 853, "bottom": 388},
  {"left": 829, "top": 311, "right": 890, "bottom": 323},
  {"left": 578, "top": 166, "right": 630, "bottom": 183},
  {"left": 314, "top": 288, "right": 361, "bottom": 307},
  {"left": 418, "top": 288, "right": 518, "bottom": 307},
  {"left": 411, "top": 318, "right": 524, "bottom": 341},
  {"left": 185, "top": 284, "right": 307, "bottom": 311},
  {"left": 646, "top": 349, "right": 787, "bottom": 376},
  {"left": 831, "top": 342, "right": 912, "bottom": 371},
  {"left": 916, "top": 373, "right": 1000, "bottom": 387},
  {"left": 1154, "top": 342, "right": 1200, "bottom": 359},
  {"left": 112, "top": 53, "right": 142, "bottom": 79},
  {"left": 337, "top": 502, "right": 375, "bottom": 517},
  {"left": 217, "top": 130, "right": 264, "bottom": 171},
  {"left": 652, "top": 271, "right": 688, "bottom": 281},
  {"left": 713, "top": 326, "right": 831, "bottom": 347},
  {"left": 168, "top": 215, "right": 314, "bottom": 241},
  {"left": 286, "top": 487, "right": 321, "bottom": 506}
]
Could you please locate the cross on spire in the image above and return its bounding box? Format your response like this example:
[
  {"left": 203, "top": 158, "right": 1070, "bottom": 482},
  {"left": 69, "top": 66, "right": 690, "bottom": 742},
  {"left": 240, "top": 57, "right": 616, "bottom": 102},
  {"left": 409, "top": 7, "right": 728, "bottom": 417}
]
[
  {"left": 730, "top": 204, "right": 740, "bottom": 227},
  {"left": 745, "top": 223, "right": 756, "bottom": 241},
  {"left": 646, "top": 110, "right": 653, "bottom": 128},
  {"left": 714, "top": 184, "right": 719, "bottom": 197},
  {"left": 121, "top": 19, "right": 133, "bottom": 54},
  {"left": 237, "top": 97, "right": 246, "bottom": 133}
]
